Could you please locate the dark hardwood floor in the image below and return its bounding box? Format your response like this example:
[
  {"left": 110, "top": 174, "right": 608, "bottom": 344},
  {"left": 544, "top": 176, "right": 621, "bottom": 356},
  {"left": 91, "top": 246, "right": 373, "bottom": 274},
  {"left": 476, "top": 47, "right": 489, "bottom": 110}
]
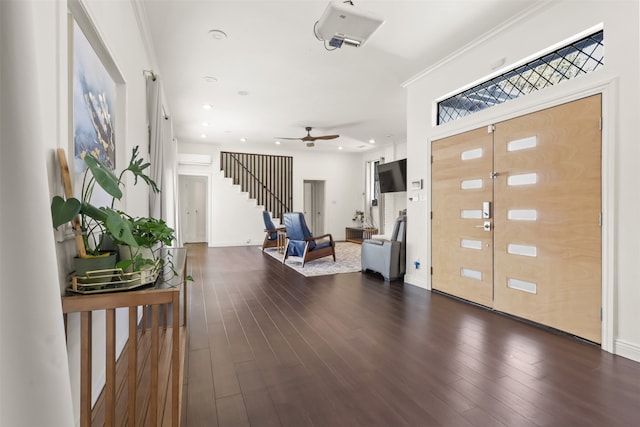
[{"left": 181, "top": 243, "right": 640, "bottom": 427}]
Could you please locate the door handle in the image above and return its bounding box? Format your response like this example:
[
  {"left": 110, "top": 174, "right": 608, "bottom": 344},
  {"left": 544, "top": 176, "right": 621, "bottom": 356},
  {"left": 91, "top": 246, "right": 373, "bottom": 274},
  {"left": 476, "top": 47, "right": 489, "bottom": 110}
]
[
  {"left": 475, "top": 221, "right": 492, "bottom": 231},
  {"left": 482, "top": 201, "right": 491, "bottom": 219}
]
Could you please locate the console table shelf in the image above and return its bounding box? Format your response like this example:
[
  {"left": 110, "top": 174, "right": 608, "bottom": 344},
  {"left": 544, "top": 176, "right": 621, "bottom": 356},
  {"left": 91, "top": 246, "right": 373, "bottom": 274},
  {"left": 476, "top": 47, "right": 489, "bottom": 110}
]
[{"left": 345, "top": 227, "right": 378, "bottom": 244}]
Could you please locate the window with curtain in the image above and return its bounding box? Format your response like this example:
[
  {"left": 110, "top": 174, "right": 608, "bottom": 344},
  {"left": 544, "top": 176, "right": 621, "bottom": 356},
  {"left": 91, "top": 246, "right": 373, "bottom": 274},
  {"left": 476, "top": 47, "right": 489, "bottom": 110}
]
[{"left": 366, "top": 159, "right": 383, "bottom": 232}]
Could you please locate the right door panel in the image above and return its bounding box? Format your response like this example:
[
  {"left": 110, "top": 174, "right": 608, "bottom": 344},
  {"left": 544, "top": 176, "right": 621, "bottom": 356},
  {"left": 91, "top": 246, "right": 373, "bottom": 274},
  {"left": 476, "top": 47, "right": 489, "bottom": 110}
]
[{"left": 492, "top": 94, "right": 602, "bottom": 343}]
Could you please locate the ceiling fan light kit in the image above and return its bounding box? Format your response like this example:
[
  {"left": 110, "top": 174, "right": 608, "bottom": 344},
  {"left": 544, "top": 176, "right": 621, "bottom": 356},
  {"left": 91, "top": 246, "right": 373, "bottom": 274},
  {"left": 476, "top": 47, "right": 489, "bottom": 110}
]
[{"left": 315, "top": 1, "right": 384, "bottom": 49}]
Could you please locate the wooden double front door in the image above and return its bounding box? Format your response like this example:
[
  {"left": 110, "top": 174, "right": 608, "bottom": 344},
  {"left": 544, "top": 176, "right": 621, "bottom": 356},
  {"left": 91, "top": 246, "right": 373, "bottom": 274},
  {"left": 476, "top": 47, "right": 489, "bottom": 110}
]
[{"left": 432, "top": 95, "right": 602, "bottom": 343}]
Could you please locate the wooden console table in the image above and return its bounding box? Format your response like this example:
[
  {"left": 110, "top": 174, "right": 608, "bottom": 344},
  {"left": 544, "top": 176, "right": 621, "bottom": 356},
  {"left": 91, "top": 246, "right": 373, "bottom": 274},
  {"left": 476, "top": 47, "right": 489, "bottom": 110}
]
[
  {"left": 62, "top": 248, "right": 188, "bottom": 427},
  {"left": 345, "top": 227, "right": 378, "bottom": 244}
]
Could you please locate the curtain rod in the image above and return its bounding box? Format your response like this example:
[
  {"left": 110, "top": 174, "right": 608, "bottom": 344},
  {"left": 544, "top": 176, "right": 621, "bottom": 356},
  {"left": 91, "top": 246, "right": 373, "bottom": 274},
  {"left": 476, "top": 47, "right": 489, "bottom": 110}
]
[
  {"left": 143, "top": 69, "right": 157, "bottom": 81},
  {"left": 144, "top": 69, "right": 169, "bottom": 119}
]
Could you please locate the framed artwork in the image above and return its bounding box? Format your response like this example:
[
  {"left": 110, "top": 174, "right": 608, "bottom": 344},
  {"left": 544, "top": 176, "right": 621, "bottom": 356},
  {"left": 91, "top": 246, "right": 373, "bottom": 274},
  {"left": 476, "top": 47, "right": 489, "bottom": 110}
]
[{"left": 71, "top": 17, "right": 116, "bottom": 203}]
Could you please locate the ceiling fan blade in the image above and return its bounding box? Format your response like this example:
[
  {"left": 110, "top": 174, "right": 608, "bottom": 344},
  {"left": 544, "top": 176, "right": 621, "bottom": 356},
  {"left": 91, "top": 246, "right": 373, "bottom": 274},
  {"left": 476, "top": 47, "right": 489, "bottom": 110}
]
[
  {"left": 312, "top": 134, "right": 340, "bottom": 140},
  {"left": 276, "top": 128, "right": 339, "bottom": 143}
]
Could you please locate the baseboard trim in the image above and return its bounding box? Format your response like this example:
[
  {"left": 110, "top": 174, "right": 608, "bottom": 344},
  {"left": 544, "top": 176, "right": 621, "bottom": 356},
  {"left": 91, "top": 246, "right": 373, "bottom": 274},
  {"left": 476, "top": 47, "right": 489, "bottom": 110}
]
[
  {"left": 614, "top": 339, "right": 640, "bottom": 363},
  {"left": 210, "top": 241, "right": 259, "bottom": 247},
  {"left": 403, "top": 274, "right": 429, "bottom": 290}
]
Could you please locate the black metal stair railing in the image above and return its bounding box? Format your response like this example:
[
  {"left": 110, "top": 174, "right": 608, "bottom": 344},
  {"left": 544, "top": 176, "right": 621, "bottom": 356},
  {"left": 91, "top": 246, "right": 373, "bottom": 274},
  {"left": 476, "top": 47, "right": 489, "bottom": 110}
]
[{"left": 220, "top": 151, "right": 293, "bottom": 221}]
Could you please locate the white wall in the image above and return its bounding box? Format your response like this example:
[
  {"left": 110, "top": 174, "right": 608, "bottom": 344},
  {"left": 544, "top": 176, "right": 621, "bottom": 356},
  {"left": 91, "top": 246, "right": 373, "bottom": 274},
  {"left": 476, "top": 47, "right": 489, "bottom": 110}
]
[
  {"left": 405, "top": 0, "right": 640, "bottom": 361},
  {"left": 178, "top": 141, "right": 364, "bottom": 245},
  {"left": 176, "top": 140, "right": 411, "bottom": 251},
  {"left": 1, "top": 1, "right": 75, "bottom": 424},
  {"left": 361, "top": 141, "right": 408, "bottom": 236},
  {"left": 36, "top": 0, "right": 154, "bottom": 422}
]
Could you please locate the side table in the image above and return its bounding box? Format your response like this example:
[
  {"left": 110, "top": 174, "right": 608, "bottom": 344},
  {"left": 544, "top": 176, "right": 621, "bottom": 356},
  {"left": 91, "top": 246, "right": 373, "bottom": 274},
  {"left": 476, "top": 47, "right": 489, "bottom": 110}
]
[
  {"left": 345, "top": 227, "right": 378, "bottom": 244},
  {"left": 277, "top": 229, "right": 287, "bottom": 253}
]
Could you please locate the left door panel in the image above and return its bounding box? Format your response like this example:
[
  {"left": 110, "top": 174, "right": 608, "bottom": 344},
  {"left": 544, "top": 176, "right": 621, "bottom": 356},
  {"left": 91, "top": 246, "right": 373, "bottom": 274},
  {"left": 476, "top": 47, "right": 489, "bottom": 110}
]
[{"left": 432, "top": 127, "right": 494, "bottom": 307}]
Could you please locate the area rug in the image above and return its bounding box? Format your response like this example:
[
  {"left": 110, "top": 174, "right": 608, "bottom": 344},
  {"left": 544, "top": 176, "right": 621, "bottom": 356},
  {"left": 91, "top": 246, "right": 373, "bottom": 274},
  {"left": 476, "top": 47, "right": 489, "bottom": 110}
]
[{"left": 263, "top": 241, "right": 362, "bottom": 277}]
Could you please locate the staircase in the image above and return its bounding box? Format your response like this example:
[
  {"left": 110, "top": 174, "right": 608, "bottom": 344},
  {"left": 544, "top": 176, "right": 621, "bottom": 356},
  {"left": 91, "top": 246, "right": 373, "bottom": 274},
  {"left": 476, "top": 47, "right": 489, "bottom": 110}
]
[
  {"left": 220, "top": 151, "right": 293, "bottom": 221},
  {"left": 207, "top": 152, "right": 290, "bottom": 247}
]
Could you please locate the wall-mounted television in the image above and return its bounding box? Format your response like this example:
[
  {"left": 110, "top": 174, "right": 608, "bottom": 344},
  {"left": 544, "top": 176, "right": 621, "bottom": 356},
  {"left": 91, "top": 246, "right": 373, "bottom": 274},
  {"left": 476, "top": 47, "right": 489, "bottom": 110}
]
[{"left": 376, "top": 158, "right": 407, "bottom": 193}]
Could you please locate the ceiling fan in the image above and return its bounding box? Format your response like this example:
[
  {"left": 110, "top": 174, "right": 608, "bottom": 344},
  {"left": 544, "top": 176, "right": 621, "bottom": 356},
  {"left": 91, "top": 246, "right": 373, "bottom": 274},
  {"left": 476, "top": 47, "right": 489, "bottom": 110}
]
[{"left": 277, "top": 126, "right": 339, "bottom": 147}]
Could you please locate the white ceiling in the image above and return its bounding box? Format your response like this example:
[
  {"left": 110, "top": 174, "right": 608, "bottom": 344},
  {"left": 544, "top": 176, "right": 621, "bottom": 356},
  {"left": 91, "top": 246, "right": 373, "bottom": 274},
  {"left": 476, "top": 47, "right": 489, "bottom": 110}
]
[{"left": 140, "top": 0, "right": 543, "bottom": 153}]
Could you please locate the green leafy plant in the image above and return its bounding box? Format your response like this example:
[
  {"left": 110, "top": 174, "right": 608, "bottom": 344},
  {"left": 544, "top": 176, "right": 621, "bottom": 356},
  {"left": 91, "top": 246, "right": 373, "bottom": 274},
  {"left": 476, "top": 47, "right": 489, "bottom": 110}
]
[
  {"left": 51, "top": 146, "right": 158, "bottom": 256},
  {"left": 128, "top": 216, "right": 174, "bottom": 247},
  {"left": 115, "top": 217, "right": 188, "bottom": 284},
  {"left": 113, "top": 214, "right": 176, "bottom": 272},
  {"left": 352, "top": 209, "right": 365, "bottom": 225}
]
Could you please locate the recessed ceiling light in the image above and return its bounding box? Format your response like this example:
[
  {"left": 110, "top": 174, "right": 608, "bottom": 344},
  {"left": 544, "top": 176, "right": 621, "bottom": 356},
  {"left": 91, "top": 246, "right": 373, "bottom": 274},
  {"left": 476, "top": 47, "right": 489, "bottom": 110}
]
[
  {"left": 240, "top": 138, "right": 247, "bottom": 142},
  {"left": 208, "top": 29, "right": 227, "bottom": 40},
  {"left": 203, "top": 76, "right": 218, "bottom": 83},
  {"left": 201, "top": 133, "right": 207, "bottom": 138},
  {"left": 369, "top": 139, "right": 375, "bottom": 144},
  {"left": 275, "top": 141, "right": 281, "bottom": 145},
  {"left": 237, "top": 90, "right": 249, "bottom": 96},
  {"left": 202, "top": 122, "right": 209, "bottom": 127},
  {"left": 202, "top": 104, "right": 212, "bottom": 110},
  {"left": 338, "top": 146, "right": 343, "bottom": 150}
]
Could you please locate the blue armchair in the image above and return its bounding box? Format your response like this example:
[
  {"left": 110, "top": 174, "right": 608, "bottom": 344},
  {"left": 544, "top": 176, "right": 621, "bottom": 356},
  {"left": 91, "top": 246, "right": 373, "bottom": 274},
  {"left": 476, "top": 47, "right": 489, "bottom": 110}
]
[
  {"left": 262, "top": 211, "right": 284, "bottom": 251},
  {"left": 283, "top": 212, "right": 335, "bottom": 267}
]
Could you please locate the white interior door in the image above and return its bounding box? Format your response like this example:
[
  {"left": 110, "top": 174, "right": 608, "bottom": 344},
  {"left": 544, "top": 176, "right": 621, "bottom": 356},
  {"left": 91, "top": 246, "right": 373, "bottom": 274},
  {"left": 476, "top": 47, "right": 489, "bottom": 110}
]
[
  {"left": 179, "top": 175, "right": 207, "bottom": 243},
  {"left": 303, "top": 180, "right": 325, "bottom": 235}
]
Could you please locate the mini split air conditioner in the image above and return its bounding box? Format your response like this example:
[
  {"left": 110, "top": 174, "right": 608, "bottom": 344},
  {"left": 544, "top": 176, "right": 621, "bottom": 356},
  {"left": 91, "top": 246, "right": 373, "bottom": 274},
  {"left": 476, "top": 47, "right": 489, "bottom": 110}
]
[
  {"left": 315, "top": 1, "right": 384, "bottom": 48},
  {"left": 178, "top": 153, "right": 212, "bottom": 166}
]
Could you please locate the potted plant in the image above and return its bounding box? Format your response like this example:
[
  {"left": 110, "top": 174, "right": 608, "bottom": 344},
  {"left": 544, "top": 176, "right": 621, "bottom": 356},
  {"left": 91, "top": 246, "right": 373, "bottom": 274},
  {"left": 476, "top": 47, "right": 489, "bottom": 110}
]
[
  {"left": 114, "top": 214, "right": 176, "bottom": 276},
  {"left": 352, "top": 209, "right": 365, "bottom": 227},
  {"left": 51, "top": 146, "right": 158, "bottom": 281}
]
